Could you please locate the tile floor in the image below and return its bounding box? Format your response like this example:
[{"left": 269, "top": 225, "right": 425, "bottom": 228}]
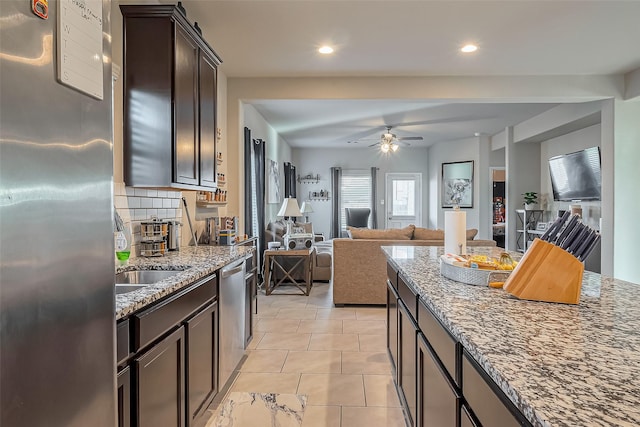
[{"left": 205, "top": 281, "right": 406, "bottom": 427}]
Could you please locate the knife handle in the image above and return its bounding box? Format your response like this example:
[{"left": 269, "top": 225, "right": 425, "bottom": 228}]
[
  {"left": 545, "top": 211, "right": 570, "bottom": 242},
  {"left": 554, "top": 214, "right": 579, "bottom": 246},
  {"left": 579, "top": 233, "right": 601, "bottom": 262}
]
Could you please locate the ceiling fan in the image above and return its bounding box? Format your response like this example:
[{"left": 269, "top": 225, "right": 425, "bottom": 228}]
[{"left": 348, "top": 126, "right": 423, "bottom": 153}]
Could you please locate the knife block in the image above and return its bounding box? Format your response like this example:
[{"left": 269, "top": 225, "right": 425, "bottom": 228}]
[{"left": 503, "top": 238, "right": 584, "bottom": 304}]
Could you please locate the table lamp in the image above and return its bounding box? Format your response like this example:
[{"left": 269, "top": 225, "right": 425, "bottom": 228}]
[
  {"left": 277, "top": 197, "right": 302, "bottom": 235},
  {"left": 300, "top": 201, "right": 313, "bottom": 223}
]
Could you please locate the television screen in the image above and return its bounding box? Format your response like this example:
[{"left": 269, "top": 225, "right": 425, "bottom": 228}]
[{"left": 548, "top": 147, "right": 601, "bottom": 201}]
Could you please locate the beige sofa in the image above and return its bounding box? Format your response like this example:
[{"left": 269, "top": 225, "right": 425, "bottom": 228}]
[{"left": 332, "top": 225, "right": 496, "bottom": 305}]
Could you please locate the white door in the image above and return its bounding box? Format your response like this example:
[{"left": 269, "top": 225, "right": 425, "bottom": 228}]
[{"left": 385, "top": 173, "right": 422, "bottom": 229}]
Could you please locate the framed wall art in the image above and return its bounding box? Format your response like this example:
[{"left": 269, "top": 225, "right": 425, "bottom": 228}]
[
  {"left": 267, "top": 158, "right": 281, "bottom": 204},
  {"left": 442, "top": 160, "right": 474, "bottom": 208}
]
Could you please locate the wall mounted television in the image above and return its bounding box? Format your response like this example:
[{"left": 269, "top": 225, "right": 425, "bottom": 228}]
[{"left": 548, "top": 146, "right": 601, "bottom": 201}]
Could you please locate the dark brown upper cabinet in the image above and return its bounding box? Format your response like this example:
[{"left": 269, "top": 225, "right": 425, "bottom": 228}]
[{"left": 121, "top": 5, "right": 221, "bottom": 190}]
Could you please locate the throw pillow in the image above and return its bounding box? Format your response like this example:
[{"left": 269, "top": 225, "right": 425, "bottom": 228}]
[
  {"left": 413, "top": 227, "right": 445, "bottom": 240},
  {"left": 348, "top": 225, "right": 414, "bottom": 240},
  {"left": 466, "top": 229, "right": 478, "bottom": 240},
  {"left": 293, "top": 222, "right": 313, "bottom": 234},
  {"left": 267, "top": 221, "right": 286, "bottom": 237}
]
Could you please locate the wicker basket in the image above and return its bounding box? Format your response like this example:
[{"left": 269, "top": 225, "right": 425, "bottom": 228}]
[{"left": 440, "top": 261, "right": 511, "bottom": 286}]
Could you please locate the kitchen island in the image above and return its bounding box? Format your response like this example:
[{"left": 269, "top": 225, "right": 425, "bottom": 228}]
[
  {"left": 383, "top": 245, "right": 640, "bottom": 427},
  {"left": 116, "top": 245, "right": 253, "bottom": 319}
]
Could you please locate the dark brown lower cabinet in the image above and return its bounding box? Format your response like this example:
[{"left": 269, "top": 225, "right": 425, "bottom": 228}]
[
  {"left": 185, "top": 301, "right": 218, "bottom": 426},
  {"left": 417, "top": 332, "right": 458, "bottom": 427},
  {"left": 117, "top": 366, "right": 131, "bottom": 427},
  {"left": 135, "top": 327, "right": 186, "bottom": 427},
  {"left": 387, "top": 279, "right": 399, "bottom": 375},
  {"left": 398, "top": 300, "right": 418, "bottom": 427}
]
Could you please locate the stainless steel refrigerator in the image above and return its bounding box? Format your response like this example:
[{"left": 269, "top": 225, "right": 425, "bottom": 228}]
[{"left": 0, "top": 1, "right": 116, "bottom": 426}]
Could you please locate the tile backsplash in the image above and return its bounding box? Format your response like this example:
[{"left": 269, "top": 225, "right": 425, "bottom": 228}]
[{"left": 114, "top": 183, "right": 183, "bottom": 258}]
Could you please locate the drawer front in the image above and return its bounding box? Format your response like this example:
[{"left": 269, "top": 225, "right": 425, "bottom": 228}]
[
  {"left": 117, "top": 319, "right": 130, "bottom": 366},
  {"left": 387, "top": 262, "right": 398, "bottom": 290},
  {"left": 398, "top": 274, "right": 417, "bottom": 320},
  {"left": 134, "top": 275, "right": 216, "bottom": 351},
  {"left": 462, "top": 351, "right": 525, "bottom": 427},
  {"left": 418, "top": 300, "right": 458, "bottom": 387}
]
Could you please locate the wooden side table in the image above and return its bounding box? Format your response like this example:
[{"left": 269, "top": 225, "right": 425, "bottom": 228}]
[{"left": 263, "top": 248, "right": 313, "bottom": 295}]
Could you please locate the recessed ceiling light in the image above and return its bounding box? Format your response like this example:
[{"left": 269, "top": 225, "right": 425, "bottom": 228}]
[
  {"left": 461, "top": 44, "right": 478, "bottom": 53},
  {"left": 318, "top": 46, "right": 334, "bottom": 54}
]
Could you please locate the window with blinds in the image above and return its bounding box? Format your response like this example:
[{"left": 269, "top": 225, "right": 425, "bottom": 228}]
[{"left": 340, "top": 169, "right": 372, "bottom": 230}]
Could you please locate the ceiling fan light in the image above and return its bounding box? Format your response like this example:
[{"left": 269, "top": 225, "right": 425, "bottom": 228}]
[
  {"left": 391, "top": 143, "right": 399, "bottom": 152},
  {"left": 381, "top": 143, "right": 390, "bottom": 153}
]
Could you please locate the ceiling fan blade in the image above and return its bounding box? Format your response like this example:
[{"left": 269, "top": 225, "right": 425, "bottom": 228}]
[
  {"left": 397, "top": 136, "right": 423, "bottom": 141},
  {"left": 368, "top": 142, "right": 381, "bottom": 147}
]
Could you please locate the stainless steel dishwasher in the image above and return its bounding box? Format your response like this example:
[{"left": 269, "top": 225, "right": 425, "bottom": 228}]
[{"left": 219, "top": 258, "right": 246, "bottom": 389}]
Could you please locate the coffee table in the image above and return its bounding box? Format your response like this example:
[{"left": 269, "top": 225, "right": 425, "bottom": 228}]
[{"left": 263, "top": 248, "right": 313, "bottom": 295}]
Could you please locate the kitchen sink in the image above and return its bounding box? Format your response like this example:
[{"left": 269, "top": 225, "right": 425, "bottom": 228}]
[
  {"left": 115, "top": 269, "right": 185, "bottom": 285},
  {"left": 115, "top": 284, "right": 150, "bottom": 295}
]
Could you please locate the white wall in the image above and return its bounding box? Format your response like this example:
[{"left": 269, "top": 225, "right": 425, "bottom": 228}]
[
  {"left": 490, "top": 148, "right": 505, "bottom": 167},
  {"left": 540, "top": 124, "right": 602, "bottom": 231},
  {"left": 292, "top": 147, "right": 429, "bottom": 237},
  {"left": 427, "top": 137, "right": 482, "bottom": 232},
  {"left": 243, "top": 104, "right": 293, "bottom": 222},
  {"left": 613, "top": 99, "right": 640, "bottom": 283}
]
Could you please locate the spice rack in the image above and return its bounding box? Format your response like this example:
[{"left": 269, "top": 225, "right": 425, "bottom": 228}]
[{"left": 197, "top": 190, "right": 227, "bottom": 206}]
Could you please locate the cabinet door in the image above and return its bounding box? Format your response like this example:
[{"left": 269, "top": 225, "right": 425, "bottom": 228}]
[
  {"left": 174, "top": 24, "right": 199, "bottom": 186},
  {"left": 417, "top": 333, "right": 457, "bottom": 427},
  {"left": 186, "top": 301, "right": 218, "bottom": 426},
  {"left": 117, "top": 366, "right": 131, "bottom": 427},
  {"left": 199, "top": 52, "right": 217, "bottom": 188},
  {"left": 460, "top": 405, "right": 480, "bottom": 427},
  {"left": 387, "top": 280, "right": 399, "bottom": 375},
  {"left": 398, "top": 301, "right": 417, "bottom": 427},
  {"left": 135, "top": 327, "right": 185, "bottom": 427}
]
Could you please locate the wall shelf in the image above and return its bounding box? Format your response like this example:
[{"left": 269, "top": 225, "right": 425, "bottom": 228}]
[
  {"left": 196, "top": 201, "right": 227, "bottom": 208},
  {"left": 298, "top": 174, "right": 320, "bottom": 184},
  {"left": 515, "top": 209, "right": 543, "bottom": 253},
  {"left": 308, "top": 190, "right": 330, "bottom": 201}
]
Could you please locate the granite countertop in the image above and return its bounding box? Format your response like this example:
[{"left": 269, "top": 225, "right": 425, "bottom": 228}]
[
  {"left": 382, "top": 245, "right": 640, "bottom": 427},
  {"left": 115, "top": 245, "right": 254, "bottom": 320}
]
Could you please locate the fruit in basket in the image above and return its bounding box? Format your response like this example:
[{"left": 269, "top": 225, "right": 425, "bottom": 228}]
[{"left": 496, "top": 252, "right": 517, "bottom": 270}]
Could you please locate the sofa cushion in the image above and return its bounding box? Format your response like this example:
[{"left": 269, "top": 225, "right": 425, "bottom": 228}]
[
  {"left": 466, "top": 228, "right": 478, "bottom": 240},
  {"left": 413, "top": 227, "right": 445, "bottom": 240},
  {"left": 348, "top": 225, "right": 415, "bottom": 240}
]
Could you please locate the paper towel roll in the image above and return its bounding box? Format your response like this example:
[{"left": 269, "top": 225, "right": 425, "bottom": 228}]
[{"left": 445, "top": 210, "right": 467, "bottom": 255}]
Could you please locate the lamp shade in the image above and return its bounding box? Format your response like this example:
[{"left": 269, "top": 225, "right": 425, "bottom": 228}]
[
  {"left": 277, "top": 197, "right": 302, "bottom": 217},
  {"left": 300, "top": 202, "right": 314, "bottom": 214}
]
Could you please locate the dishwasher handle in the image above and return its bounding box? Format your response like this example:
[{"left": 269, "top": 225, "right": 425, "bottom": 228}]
[{"left": 221, "top": 259, "right": 245, "bottom": 278}]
